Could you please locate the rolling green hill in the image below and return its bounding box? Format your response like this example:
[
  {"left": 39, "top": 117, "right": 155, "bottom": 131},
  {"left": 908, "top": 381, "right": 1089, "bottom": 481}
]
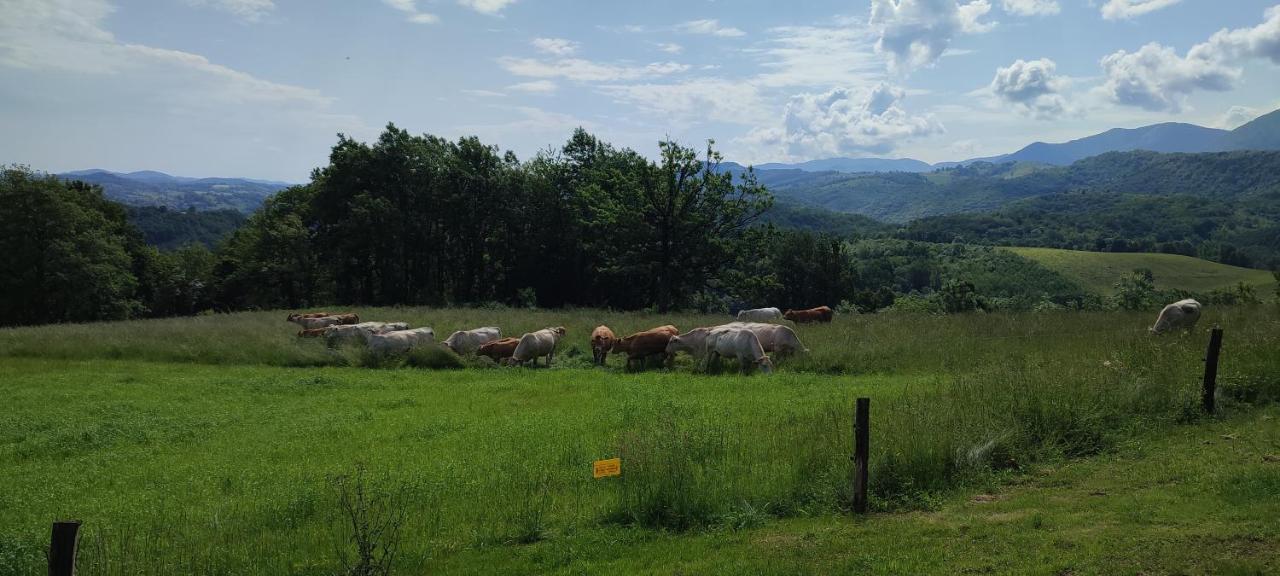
[{"left": 1006, "top": 247, "right": 1277, "bottom": 295}]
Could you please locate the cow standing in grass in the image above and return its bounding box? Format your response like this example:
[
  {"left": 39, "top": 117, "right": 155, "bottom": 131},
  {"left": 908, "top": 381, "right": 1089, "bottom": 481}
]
[
  {"left": 513, "top": 327, "right": 566, "bottom": 366},
  {"left": 783, "top": 306, "right": 833, "bottom": 323},
  {"left": 737, "top": 307, "right": 783, "bottom": 322},
  {"left": 612, "top": 325, "right": 678, "bottom": 371},
  {"left": 477, "top": 338, "right": 520, "bottom": 364},
  {"left": 443, "top": 327, "right": 501, "bottom": 355},
  {"left": 367, "top": 328, "right": 435, "bottom": 355},
  {"left": 1150, "top": 299, "right": 1202, "bottom": 335},
  {"left": 590, "top": 325, "right": 617, "bottom": 366},
  {"left": 324, "top": 322, "right": 408, "bottom": 347},
  {"left": 668, "top": 322, "right": 806, "bottom": 359},
  {"left": 704, "top": 328, "right": 773, "bottom": 374}
]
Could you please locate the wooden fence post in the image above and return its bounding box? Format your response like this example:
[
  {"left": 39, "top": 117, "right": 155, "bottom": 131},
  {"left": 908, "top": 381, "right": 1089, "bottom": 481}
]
[
  {"left": 49, "top": 520, "right": 80, "bottom": 576},
  {"left": 853, "top": 397, "right": 870, "bottom": 514},
  {"left": 1202, "top": 326, "right": 1223, "bottom": 415}
]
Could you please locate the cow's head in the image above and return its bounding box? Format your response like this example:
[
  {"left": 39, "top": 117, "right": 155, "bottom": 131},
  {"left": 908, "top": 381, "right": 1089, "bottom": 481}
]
[
  {"left": 665, "top": 335, "right": 683, "bottom": 354},
  {"left": 552, "top": 326, "right": 567, "bottom": 336},
  {"left": 757, "top": 356, "right": 774, "bottom": 374},
  {"left": 287, "top": 313, "right": 301, "bottom": 322}
]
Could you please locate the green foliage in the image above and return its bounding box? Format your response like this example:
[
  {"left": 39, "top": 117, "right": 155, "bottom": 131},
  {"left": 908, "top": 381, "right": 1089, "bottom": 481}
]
[
  {"left": 0, "top": 166, "right": 144, "bottom": 326},
  {"left": 1114, "top": 269, "right": 1157, "bottom": 311},
  {"left": 126, "top": 205, "right": 245, "bottom": 250}
]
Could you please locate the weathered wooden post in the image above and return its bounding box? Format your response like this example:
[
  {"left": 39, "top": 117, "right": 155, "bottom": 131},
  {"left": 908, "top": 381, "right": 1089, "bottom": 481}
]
[
  {"left": 852, "top": 397, "right": 870, "bottom": 514},
  {"left": 49, "top": 520, "right": 80, "bottom": 576},
  {"left": 1202, "top": 326, "right": 1223, "bottom": 414}
]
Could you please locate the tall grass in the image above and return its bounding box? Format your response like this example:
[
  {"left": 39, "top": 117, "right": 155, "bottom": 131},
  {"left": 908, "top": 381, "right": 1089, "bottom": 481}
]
[{"left": 0, "top": 306, "right": 1277, "bottom": 574}]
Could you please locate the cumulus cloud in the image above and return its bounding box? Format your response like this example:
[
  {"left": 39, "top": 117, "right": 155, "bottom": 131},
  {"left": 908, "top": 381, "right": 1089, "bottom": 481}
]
[
  {"left": 869, "top": 0, "right": 996, "bottom": 72},
  {"left": 1001, "top": 0, "right": 1059, "bottom": 16},
  {"left": 677, "top": 19, "right": 746, "bottom": 37},
  {"left": 457, "top": 0, "right": 516, "bottom": 15},
  {"left": 382, "top": 0, "right": 438, "bottom": 24},
  {"left": 1214, "top": 105, "right": 1259, "bottom": 129},
  {"left": 1100, "top": 0, "right": 1181, "bottom": 21},
  {"left": 1097, "top": 6, "right": 1280, "bottom": 111},
  {"left": 185, "top": 0, "right": 274, "bottom": 21},
  {"left": 747, "top": 83, "right": 944, "bottom": 158},
  {"left": 498, "top": 57, "right": 690, "bottom": 82},
  {"left": 531, "top": 37, "right": 579, "bottom": 56},
  {"left": 989, "top": 58, "right": 1068, "bottom": 118}
]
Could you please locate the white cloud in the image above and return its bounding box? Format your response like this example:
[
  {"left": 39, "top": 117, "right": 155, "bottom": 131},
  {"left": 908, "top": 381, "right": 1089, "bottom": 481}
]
[
  {"left": 745, "top": 83, "right": 944, "bottom": 158},
  {"left": 498, "top": 57, "right": 690, "bottom": 82},
  {"left": 989, "top": 58, "right": 1068, "bottom": 118},
  {"left": 1214, "top": 105, "right": 1259, "bottom": 129},
  {"left": 458, "top": 0, "right": 516, "bottom": 15},
  {"left": 531, "top": 37, "right": 579, "bottom": 56},
  {"left": 185, "top": 0, "right": 275, "bottom": 21},
  {"left": 869, "top": 0, "right": 996, "bottom": 72},
  {"left": 657, "top": 42, "right": 684, "bottom": 54},
  {"left": 678, "top": 19, "right": 746, "bottom": 37},
  {"left": 753, "top": 21, "right": 883, "bottom": 88},
  {"left": 508, "top": 80, "right": 557, "bottom": 93},
  {"left": 1001, "top": 0, "right": 1059, "bottom": 17},
  {"left": 382, "top": 0, "right": 438, "bottom": 24},
  {"left": 1097, "top": 6, "right": 1280, "bottom": 111},
  {"left": 461, "top": 89, "right": 506, "bottom": 98},
  {"left": 1100, "top": 0, "right": 1181, "bottom": 21}
]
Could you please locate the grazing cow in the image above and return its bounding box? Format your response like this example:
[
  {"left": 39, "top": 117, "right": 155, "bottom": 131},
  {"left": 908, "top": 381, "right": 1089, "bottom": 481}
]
[
  {"left": 1150, "top": 299, "right": 1203, "bottom": 335},
  {"left": 296, "top": 316, "right": 343, "bottom": 330},
  {"left": 612, "top": 325, "right": 679, "bottom": 371},
  {"left": 783, "top": 306, "right": 834, "bottom": 324},
  {"left": 287, "top": 312, "right": 333, "bottom": 323},
  {"left": 590, "top": 325, "right": 617, "bottom": 366},
  {"left": 442, "top": 327, "right": 501, "bottom": 355},
  {"left": 324, "top": 322, "right": 409, "bottom": 347},
  {"left": 331, "top": 313, "right": 360, "bottom": 325},
  {"left": 668, "top": 323, "right": 807, "bottom": 358},
  {"left": 737, "top": 307, "right": 783, "bottom": 323},
  {"left": 297, "top": 328, "right": 327, "bottom": 338},
  {"left": 704, "top": 328, "right": 773, "bottom": 374},
  {"left": 477, "top": 337, "right": 520, "bottom": 363},
  {"left": 512, "top": 327, "right": 567, "bottom": 366},
  {"left": 367, "top": 328, "right": 435, "bottom": 355}
]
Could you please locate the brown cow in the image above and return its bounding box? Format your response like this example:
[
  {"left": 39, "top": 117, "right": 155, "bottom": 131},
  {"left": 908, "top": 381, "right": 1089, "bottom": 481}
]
[
  {"left": 477, "top": 337, "right": 521, "bottom": 364},
  {"left": 611, "top": 325, "right": 678, "bottom": 371},
  {"left": 297, "top": 328, "right": 327, "bottom": 338},
  {"left": 783, "top": 306, "right": 833, "bottom": 324},
  {"left": 591, "top": 325, "right": 617, "bottom": 366},
  {"left": 331, "top": 313, "right": 360, "bottom": 325},
  {"left": 286, "top": 311, "right": 333, "bottom": 323}
]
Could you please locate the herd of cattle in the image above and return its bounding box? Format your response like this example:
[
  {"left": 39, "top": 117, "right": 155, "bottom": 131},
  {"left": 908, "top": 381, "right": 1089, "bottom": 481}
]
[
  {"left": 287, "top": 306, "right": 831, "bottom": 373},
  {"left": 287, "top": 299, "right": 1203, "bottom": 373}
]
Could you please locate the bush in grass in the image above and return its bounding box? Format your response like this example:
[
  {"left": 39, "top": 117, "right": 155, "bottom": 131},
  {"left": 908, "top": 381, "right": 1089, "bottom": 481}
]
[{"left": 404, "top": 346, "right": 463, "bottom": 370}]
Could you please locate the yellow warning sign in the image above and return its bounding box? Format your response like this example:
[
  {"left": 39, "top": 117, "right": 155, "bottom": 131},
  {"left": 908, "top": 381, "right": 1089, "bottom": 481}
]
[{"left": 593, "top": 458, "right": 621, "bottom": 478}]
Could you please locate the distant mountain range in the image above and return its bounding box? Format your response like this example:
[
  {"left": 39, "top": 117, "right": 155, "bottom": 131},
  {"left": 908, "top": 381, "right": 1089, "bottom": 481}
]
[
  {"left": 740, "top": 108, "right": 1280, "bottom": 173},
  {"left": 58, "top": 169, "right": 292, "bottom": 213}
]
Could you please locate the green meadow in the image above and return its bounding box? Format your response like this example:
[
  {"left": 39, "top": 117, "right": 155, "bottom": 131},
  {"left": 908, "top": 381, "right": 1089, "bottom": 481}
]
[
  {"left": 1, "top": 306, "right": 1278, "bottom": 574},
  {"left": 1007, "top": 247, "right": 1278, "bottom": 295}
]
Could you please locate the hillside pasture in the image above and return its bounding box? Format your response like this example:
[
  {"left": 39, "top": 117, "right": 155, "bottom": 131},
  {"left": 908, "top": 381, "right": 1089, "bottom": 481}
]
[
  {"left": 1007, "top": 247, "right": 1277, "bottom": 295},
  {"left": 1, "top": 306, "right": 1278, "bottom": 574}
]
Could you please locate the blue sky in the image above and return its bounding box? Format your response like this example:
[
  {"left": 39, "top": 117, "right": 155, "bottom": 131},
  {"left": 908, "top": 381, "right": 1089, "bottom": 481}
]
[{"left": 2, "top": 0, "right": 1279, "bottom": 181}]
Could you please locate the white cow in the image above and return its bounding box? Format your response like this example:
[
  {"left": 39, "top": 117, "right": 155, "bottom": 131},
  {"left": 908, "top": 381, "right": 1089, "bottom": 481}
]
[
  {"left": 512, "top": 327, "right": 566, "bottom": 366},
  {"left": 667, "top": 322, "right": 807, "bottom": 358},
  {"left": 442, "top": 327, "right": 501, "bottom": 355},
  {"left": 1150, "top": 299, "right": 1202, "bottom": 335},
  {"left": 367, "top": 327, "right": 435, "bottom": 355},
  {"left": 703, "top": 328, "right": 773, "bottom": 374},
  {"left": 736, "top": 307, "right": 783, "bottom": 323},
  {"left": 324, "top": 322, "right": 409, "bottom": 347}
]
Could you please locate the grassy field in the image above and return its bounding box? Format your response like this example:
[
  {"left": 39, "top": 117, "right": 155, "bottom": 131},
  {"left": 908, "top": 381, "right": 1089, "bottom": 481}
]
[
  {"left": 1007, "top": 247, "right": 1277, "bottom": 295},
  {"left": 1, "top": 306, "right": 1279, "bottom": 574}
]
